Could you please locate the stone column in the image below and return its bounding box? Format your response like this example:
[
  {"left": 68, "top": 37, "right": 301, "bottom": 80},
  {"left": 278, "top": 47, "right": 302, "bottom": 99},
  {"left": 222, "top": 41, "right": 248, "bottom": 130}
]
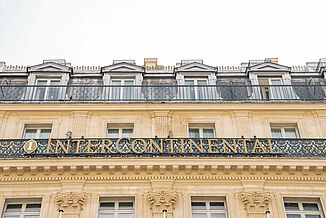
[
  {"left": 71, "top": 111, "right": 88, "bottom": 138},
  {"left": 151, "top": 111, "right": 173, "bottom": 138},
  {"left": 55, "top": 192, "right": 88, "bottom": 218},
  {"left": 241, "top": 192, "right": 271, "bottom": 218}
]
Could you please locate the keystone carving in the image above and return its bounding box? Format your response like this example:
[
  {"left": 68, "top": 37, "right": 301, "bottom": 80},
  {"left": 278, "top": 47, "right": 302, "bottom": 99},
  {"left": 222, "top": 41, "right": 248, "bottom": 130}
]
[
  {"left": 148, "top": 190, "right": 177, "bottom": 213},
  {"left": 55, "top": 192, "right": 88, "bottom": 213},
  {"left": 241, "top": 192, "right": 271, "bottom": 216}
]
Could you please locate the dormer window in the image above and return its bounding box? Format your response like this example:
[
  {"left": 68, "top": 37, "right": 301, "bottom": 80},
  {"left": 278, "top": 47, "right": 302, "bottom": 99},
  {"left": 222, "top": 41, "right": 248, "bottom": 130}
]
[
  {"left": 111, "top": 79, "right": 135, "bottom": 100},
  {"left": 185, "top": 79, "right": 208, "bottom": 100},
  {"left": 35, "top": 79, "right": 60, "bottom": 100},
  {"left": 258, "top": 78, "right": 285, "bottom": 100}
]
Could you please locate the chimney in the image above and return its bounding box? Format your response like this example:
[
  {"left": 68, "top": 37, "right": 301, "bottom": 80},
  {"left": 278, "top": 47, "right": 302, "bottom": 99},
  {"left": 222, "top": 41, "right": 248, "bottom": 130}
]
[
  {"left": 144, "top": 58, "right": 158, "bottom": 67},
  {"left": 0, "top": 61, "right": 5, "bottom": 72},
  {"left": 265, "top": 58, "right": 278, "bottom": 64}
]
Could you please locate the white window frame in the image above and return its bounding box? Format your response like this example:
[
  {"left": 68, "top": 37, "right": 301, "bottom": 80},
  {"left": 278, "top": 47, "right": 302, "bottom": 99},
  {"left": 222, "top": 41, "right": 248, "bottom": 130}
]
[
  {"left": 110, "top": 79, "right": 135, "bottom": 100},
  {"left": 270, "top": 123, "right": 300, "bottom": 138},
  {"left": 34, "top": 78, "right": 61, "bottom": 100},
  {"left": 284, "top": 197, "right": 325, "bottom": 218},
  {"left": 188, "top": 123, "right": 216, "bottom": 138},
  {"left": 191, "top": 196, "right": 228, "bottom": 218},
  {"left": 98, "top": 197, "right": 135, "bottom": 218},
  {"left": 107, "top": 123, "right": 134, "bottom": 138},
  {"left": 2, "top": 198, "right": 42, "bottom": 218},
  {"left": 23, "top": 124, "right": 52, "bottom": 139},
  {"left": 185, "top": 78, "right": 209, "bottom": 100}
]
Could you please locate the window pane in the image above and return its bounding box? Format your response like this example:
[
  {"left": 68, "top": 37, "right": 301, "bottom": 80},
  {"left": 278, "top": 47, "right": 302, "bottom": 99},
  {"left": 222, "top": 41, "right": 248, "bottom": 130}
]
[
  {"left": 100, "top": 202, "right": 114, "bottom": 210},
  {"left": 286, "top": 215, "right": 301, "bottom": 218},
  {"left": 189, "top": 128, "right": 200, "bottom": 138},
  {"left": 122, "top": 129, "right": 133, "bottom": 138},
  {"left": 99, "top": 214, "right": 114, "bottom": 218},
  {"left": 4, "top": 216, "right": 20, "bottom": 218},
  {"left": 24, "top": 129, "right": 37, "bottom": 139},
  {"left": 192, "top": 214, "right": 207, "bottom": 218},
  {"left": 26, "top": 203, "right": 41, "bottom": 211},
  {"left": 119, "top": 202, "right": 133, "bottom": 209},
  {"left": 203, "top": 129, "right": 214, "bottom": 138},
  {"left": 108, "top": 129, "right": 119, "bottom": 138},
  {"left": 185, "top": 80, "right": 195, "bottom": 100},
  {"left": 210, "top": 202, "right": 224, "bottom": 210},
  {"left": 284, "top": 128, "right": 297, "bottom": 138},
  {"left": 6, "top": 204, "right": 22, "bottom": 212},
  {"left": 39, "top": 129, "right": 51, "bottom": 139},
  {"left": 191, "top": 202, "right": 206, "bottom": 210},
  {"left": 24, "top": 216, "right": 40, "bottom": 218},
  {"left": 271, "top": 128, "right": 282, "bottom": 138},
  {"left": 111, "top": 80, "right": 121, "bottom": 100},
  {"left": 303, "top": 203, "right": 319, "bottom": 211},
  {"left": 284, "top": 203, "right": 299, "bottom": 210},
  {"left": 123, "top": 81, "right": 134, "bottom": 100},
  {"left": 305, "top": 215, "right": 321, "bottom": 218},
  {"left": 118, "top": 214, "right": 133, "bottom": 218},
  {"left": 211, "top": 214, "right": 226, "bottom": 218}
]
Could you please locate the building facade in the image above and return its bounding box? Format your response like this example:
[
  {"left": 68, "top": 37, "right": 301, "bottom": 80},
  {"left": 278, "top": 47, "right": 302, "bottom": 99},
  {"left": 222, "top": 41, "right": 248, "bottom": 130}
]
[{"left": 0, "top": 58, "right": 326, "bottom": 218}]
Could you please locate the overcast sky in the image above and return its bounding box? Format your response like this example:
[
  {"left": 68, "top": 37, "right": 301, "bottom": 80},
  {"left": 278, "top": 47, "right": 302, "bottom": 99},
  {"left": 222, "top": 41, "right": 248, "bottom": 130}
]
[{"left": 0, "top": 0, "right": 325, "bottom": 67}]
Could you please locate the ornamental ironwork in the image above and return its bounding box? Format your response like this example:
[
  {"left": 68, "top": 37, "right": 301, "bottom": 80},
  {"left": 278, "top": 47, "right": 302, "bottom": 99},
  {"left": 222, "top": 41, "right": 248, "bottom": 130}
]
[{"left": 1, "top": 138, "right": 326, "bottom": 159}]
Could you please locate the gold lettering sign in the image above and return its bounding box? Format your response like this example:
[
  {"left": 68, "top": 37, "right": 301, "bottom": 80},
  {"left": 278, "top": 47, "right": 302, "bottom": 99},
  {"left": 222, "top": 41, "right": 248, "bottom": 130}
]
[{"left": 23, "top": 139, "right": 38, "bottom": 154}]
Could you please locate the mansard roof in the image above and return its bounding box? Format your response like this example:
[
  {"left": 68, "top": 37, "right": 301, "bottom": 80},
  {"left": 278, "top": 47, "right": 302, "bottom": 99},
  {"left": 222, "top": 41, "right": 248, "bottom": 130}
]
[
  {"left": 28, "top": 62, "right": 72, "bottom": 73},
  {"left": 101, "top": 62, "right": 144, "bottom": 73},
  {"left": 175, "top": 62, "right": 217, "bottom": 73},
  {"left": 246, "top": 62, "right": 291, "bottom": 73}
]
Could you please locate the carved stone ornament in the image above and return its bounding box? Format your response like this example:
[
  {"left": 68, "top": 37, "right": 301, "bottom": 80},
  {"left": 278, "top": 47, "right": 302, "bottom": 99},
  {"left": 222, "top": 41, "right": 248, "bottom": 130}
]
[
  {"left": 55, "top": 192, "right": 88, "bottom": 213},
  {"left": 148, "top": 190, "right": 177, "bottom": 212},
  {"left": 241, "top": 191, "right": 271, "bottom": 214}
]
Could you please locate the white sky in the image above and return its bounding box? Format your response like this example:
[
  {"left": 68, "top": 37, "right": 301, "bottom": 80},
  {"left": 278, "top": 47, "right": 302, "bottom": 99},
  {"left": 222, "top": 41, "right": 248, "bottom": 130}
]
[{"left": 0, "top": 0, "right": 325, "bottom": 67}]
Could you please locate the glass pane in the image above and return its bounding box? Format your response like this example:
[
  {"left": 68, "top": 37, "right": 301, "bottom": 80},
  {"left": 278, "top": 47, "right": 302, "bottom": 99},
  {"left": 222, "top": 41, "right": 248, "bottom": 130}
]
[
  {"left": 108, "top": 129, "right": 119, "bottom": 138},
  {"left": 119, "top": 202, "right": 133, "bottom": 209},
  {"left": 122, "top": 129, "right": 133, "bottom": 138},
  {"left": 39, "top": 129, "right": 51, "bottom": 139},
  {"left": 210, "top": 202, "right": 224, "bottom": 209},
  {"left": 111, "top": 80, "right": 121, "bottom": 100},
  {"left": 191, "top": 202, "right": 206, "bottom": 210},
  {"left": 203, "top": 129, "right": 214, "bottom": 138},
  {"left": 284, "top": 203, "right": 299, "bottom": 211},
  {"left": 4, "top": 216, "right": 20, "bottom": 218},
  {"left": 305, "top": 215, "right": 321, "bottom": 218},
  {"left": 185, "top": 80, "right": 195, "bottom": 100},
  {"left": 123, "top": 81, "right": 134, "bottom": 100},
  {"left": 6, "top": 204, "right": 22, "bottom": 212},
  {"left": 99, "top": 214, "right": 114, "bottom": 218},
  {"left": 192, "top": 214, "right": 207, "bottom": 218},
  {"left": 26, "top": 203, "right": 41, "bottom": 211},
  {"left": 36, "top": 81, "right": 47, "bottom": 100},
  {"left": 197, "top": 80, "right": 208, "bottom": 100},
  {"left": 24, "top": 129, "right": 37, "bottom": 139},
  {"left": 24, "top": 216, "right": 40, "bottom": 218},
  {"left": 271, "top": 128, "right": 282, "bottom": 138},
  {"left": 286, "top": 215, "right": 301, "bottom": 218},
  {"left": 284, "top": 128, "right": 297, "bottom": 138},
  {"left": 303, "top": 203, "right": 319, "bottom": 211},
  {"left": 211, "top": 214, "right": 226, "bottom": 218},
  {"left": 100, "top": 202, "right": 114, "bottom": 210},
  {"left": 270, "top": 80, "right": 284, "bottom": 99},
  {"left": 118, "top": 214, "right": 133, "bottom": 218},
  {"left": 189, "top": 128, "right": 200, "bottom": 138}
]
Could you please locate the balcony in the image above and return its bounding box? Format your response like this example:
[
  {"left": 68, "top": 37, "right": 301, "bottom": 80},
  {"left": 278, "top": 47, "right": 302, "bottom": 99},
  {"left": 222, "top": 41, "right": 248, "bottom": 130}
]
[
  {"left": 0, "top": 84, "right": 325, "bottom": 103},
  {"left": 1, "top": 138, "right": 326, "bottom": 159}
]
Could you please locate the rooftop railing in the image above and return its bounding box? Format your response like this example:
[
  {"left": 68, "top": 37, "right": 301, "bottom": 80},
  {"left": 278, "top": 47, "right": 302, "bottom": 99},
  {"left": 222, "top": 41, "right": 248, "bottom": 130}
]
[
  {"left": 0, "top": 84, "right": 325, "bottom": 103},
  {"left": 1, "top": 137, "right": 326, "bottom": 159}
]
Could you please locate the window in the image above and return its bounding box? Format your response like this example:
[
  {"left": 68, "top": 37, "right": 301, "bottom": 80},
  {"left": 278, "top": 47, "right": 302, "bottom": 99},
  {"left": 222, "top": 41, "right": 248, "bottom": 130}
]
[
  {"left": 259, "top": 78, "right": 284, "bottom": 100},
  {"left": 189, "top": 123, "right": 215, "bottom": 138},
  {"left": 191, "top": 197, "right": 228, "bottom": 218},
  {"left": 284, "top": 198, "right": 324, "bottom": 218},
  {"left": 270, "top": 124, "right": 299, "bottom": 138},
  {"left": 35, "top": 79, "right": 60, "bottom": 100},
  {"left": 185, "top": 79, "right": 208, "bottom": 100},
  {"left": 110, "top": 79, "right": 134, "bottom": 100},
  {"left": 98, "top": 197, "right": 134, "bottom": 218},
  {"left": 23, "top": 124, "right": 52, "bottom": 139},
  {"left": 2, "top": 198, "right": 42, "bottom": 218},
  {"left": 107, "top": 123, "right": 134, "bottom": 138}
]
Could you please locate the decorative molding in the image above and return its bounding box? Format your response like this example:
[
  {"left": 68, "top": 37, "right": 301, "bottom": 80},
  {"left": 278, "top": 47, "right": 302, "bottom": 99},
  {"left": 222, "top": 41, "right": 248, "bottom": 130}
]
[
  {"left": 175, "top": 62, "right": 216, "bottom": 73},
  {"left": 102, "top": 62, "right": 144, "bottom": 73},
  {"left": 55, "top": 192, "right": 88, "bottom": 213},
  {"left": 28, "top": 62, "right": 71, "bottom": 73},
  {"left": 241, "top": 191, "right": 271, "bottom": 215},
  {"left": 148, "top": 190, "right": 177, "bottom": 213}
]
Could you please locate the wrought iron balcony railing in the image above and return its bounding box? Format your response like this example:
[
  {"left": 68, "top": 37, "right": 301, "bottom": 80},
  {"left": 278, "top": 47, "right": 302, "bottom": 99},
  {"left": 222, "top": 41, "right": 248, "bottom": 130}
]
[
  {"left": 1, "top": 137, "right": 326, "bottom": 159},
  {"left": 0, "top": 84, "right": 325, "bottom": 103}
]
